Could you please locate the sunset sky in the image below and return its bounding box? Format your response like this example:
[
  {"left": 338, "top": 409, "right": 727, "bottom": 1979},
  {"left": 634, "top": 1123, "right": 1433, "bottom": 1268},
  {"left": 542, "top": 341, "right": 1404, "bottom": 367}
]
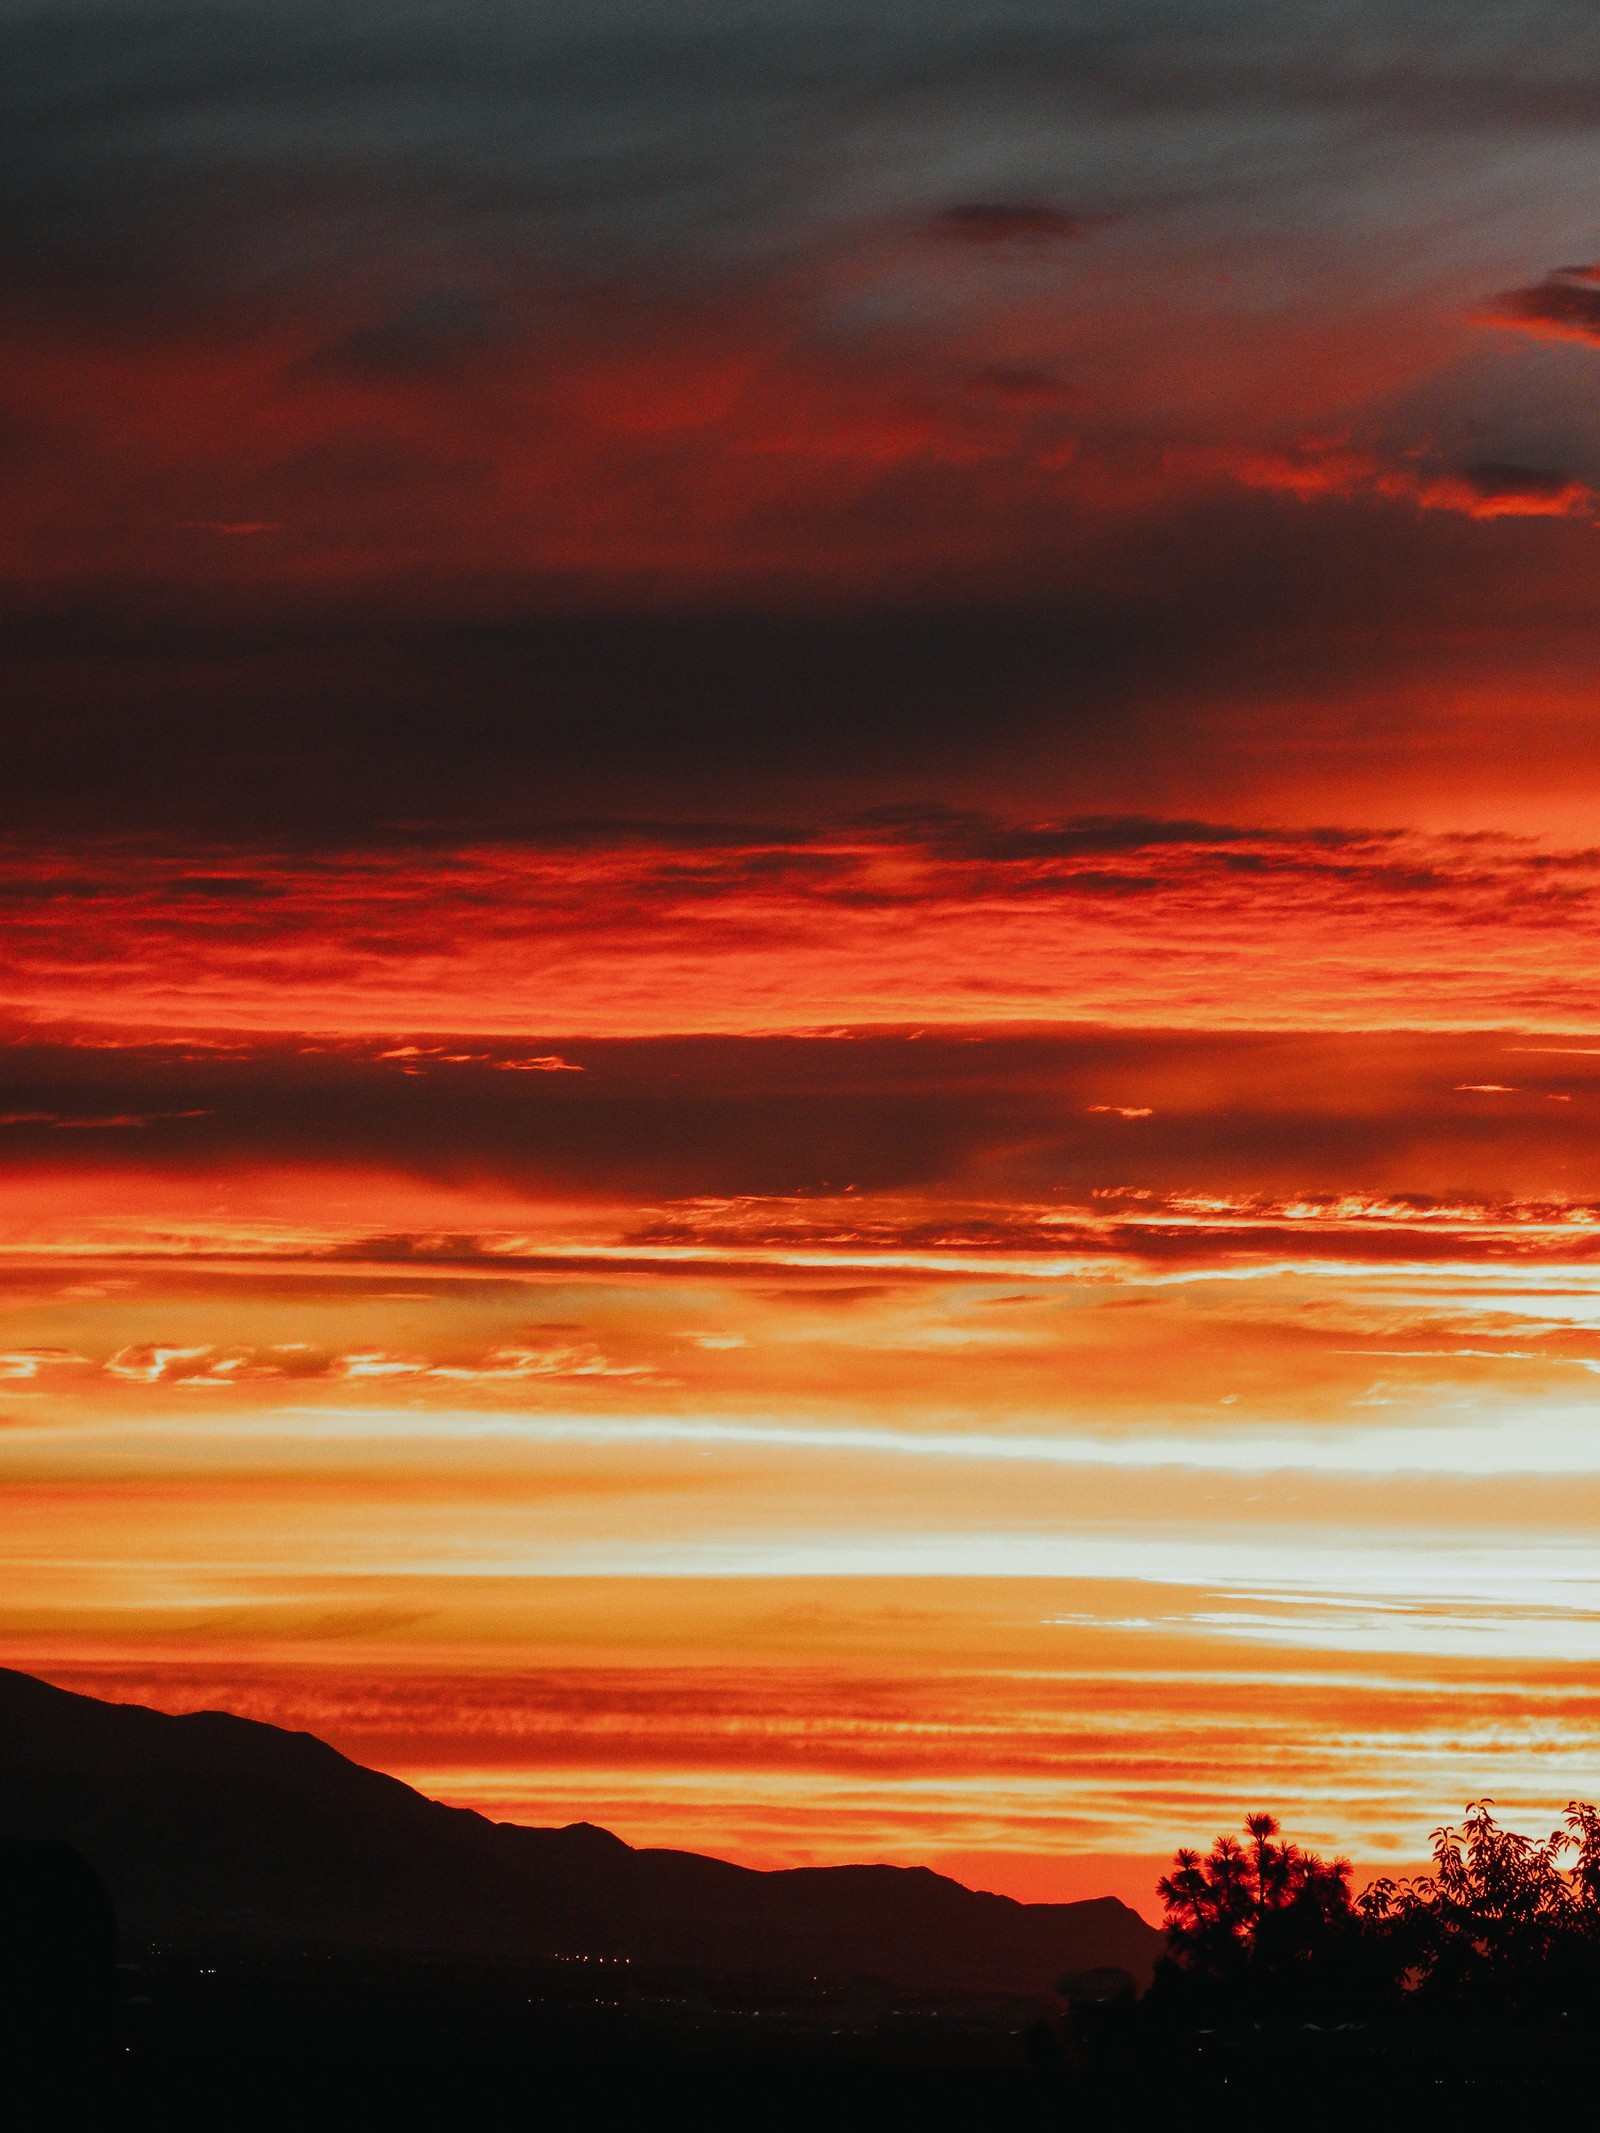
[{"left": 9, "top": 0, "right": 1600, "bottom": 1915}]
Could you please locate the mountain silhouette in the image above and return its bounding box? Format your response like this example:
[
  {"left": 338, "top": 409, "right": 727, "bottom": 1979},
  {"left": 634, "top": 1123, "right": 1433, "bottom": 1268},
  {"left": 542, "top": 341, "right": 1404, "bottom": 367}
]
[{"left": 0, "top": 1668, "right": 1159, "bottom": 1994}]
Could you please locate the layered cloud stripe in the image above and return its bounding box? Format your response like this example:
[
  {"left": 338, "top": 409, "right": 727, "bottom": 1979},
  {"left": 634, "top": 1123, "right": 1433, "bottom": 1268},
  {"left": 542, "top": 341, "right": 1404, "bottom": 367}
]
[{"left": 8, "top": 0, "right": 1600, "bottom": 1912}]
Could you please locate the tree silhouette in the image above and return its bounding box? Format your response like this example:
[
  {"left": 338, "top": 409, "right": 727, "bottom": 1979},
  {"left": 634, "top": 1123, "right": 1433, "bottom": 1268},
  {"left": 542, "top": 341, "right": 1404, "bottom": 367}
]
[
  {"left": 1160, "top": 1814, "right": 1353, "bottom": 1956},
  {"left": 1154, "top": 1798, "right": 1600, "bottom": 2037},
  {"left": 1155, "top": 1812, "right": 1359, "bottom": 2022},
  {"left": 1358, "top": 1799, "right": 1600, "bottom": 2018}
]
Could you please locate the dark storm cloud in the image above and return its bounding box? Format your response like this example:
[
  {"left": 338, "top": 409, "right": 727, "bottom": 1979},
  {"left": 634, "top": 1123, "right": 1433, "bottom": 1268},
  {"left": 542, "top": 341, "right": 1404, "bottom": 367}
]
[
  {"left": 6, "top": 0, "right": 1600, "bottom": 295},
  {"left": 962, "top": 366, "right": 1081, "bottom": 406},
  {"left": 859, "top": 806, "right": 1369, "bottom": 859},
  {"left": 0, "top": 475, "right": 1595, "bottom": 840},
  {"left": 926, "top": 203, "right": 1102, "bottom": 245},
  {"left": 4, "top": 484, "right": 1598, "bottom": 838},
  {"left": 0, "top": 1, "right": 1129, "bottom": 293},
  {"left": 6, "top": 1028, "right": 1600, "bottom": 1210},
  {"left": 300, "top": 293, "right": 509, "bottom": 381},
  {"left": 5, "top": 3, "right": 1600, "bottom": 842},
  {"left": 0, "top": 1033, "right": 1008, "bottom": 1196},
  {"left": 1460, "top": 460, "right": 1587, "bottom": 501}
]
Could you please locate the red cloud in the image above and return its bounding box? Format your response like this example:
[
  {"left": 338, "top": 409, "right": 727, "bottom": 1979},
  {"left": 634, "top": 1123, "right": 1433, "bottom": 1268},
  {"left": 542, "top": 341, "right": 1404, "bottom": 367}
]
[
  {"left": 1211, "top": 439, "right": 1596, "bottom": 523},
  {"left": 1478, "top": 263, "right": 1600, "bottom": 345},
  {"left": 6, "top": 820, "right": 1600, "bottom": 1043}
]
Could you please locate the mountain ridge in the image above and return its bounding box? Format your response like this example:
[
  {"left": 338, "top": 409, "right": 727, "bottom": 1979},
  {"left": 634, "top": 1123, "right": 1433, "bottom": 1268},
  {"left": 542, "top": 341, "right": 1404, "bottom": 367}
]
[{"left": 0, "top": 1666, "right": 1162, "bottom": 1993}]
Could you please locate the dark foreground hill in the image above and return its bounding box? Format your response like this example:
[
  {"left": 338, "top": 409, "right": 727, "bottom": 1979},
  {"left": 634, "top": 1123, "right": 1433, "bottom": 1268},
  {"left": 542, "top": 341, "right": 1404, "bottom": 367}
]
[{"left": 0, "top": 1668, "right": 1160, "bottom": 1995}]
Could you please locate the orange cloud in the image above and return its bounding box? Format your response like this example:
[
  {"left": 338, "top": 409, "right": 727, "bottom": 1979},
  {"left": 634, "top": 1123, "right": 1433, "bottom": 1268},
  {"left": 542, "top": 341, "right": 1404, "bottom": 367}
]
[
  {"left": 14, "top": 0, "right": 1600, "bottom": 1926},
  {"left": 20, "top": 1596, "right": 1600, "bottom": 1911},
  {"left": 0, "top": 1348, "right": 87, "bottom": 1380}
]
